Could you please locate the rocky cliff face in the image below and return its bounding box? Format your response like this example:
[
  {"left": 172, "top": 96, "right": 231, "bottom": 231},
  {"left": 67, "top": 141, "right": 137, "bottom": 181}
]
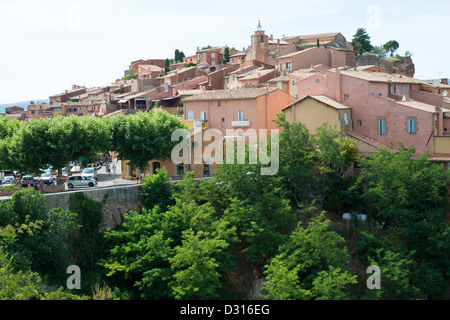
[{"left": 355, "top": 55, "right": 415, "bottom": 77}]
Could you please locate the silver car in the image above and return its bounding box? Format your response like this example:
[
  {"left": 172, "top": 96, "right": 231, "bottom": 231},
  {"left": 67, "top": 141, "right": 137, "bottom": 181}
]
[
  {"left": 40, "top": 173, "right": 54, "bottom": 185},
  {"left": 81, "top": 167, "right": 98, "bottom": 180},
  {"left": 66, "top": 176, "right": 97, "bottom": 189}
]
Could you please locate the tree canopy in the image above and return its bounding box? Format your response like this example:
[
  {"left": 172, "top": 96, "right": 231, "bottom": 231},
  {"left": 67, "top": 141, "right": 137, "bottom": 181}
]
[
  {"left": 384, "top": 40, "right": 400, "bottom": 57},
  {"left": 351, "top": 28, "right": 373, "bottom": 55}
]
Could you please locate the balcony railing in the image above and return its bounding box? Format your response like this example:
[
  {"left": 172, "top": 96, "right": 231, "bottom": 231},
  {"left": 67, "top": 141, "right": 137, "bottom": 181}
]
[{"left": 231, "top": 120, "right": 250, "bottom": 128}]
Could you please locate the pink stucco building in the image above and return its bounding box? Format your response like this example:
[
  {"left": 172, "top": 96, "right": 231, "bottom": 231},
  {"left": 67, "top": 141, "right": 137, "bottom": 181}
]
[
  {"left": 277, "top": 47, "right": 347, "bottom": 73},
  {"left": 183, "top": 88, "right": 293, "bottom": 136},
  {"left": 295, "top": 68, "right": 450, "bottom": 166}
]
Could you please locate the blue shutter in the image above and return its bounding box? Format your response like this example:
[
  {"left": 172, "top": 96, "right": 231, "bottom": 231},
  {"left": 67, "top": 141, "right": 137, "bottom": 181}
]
[
  {"left": 408, "top": 119, "right": 416, "bottom": 133},
  {"left": 378, "top": 119, "right": 386, "bottom": 135}
]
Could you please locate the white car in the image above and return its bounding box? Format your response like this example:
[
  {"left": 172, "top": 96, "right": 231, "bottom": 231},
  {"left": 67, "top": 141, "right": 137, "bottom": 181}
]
[
  {"left": 65, "top": 176, "right": 97, "bottom": 189},
  {"left": 82, "top": 167, "right": 98, "bottom": 180},
  {"left": 1, "top": 177, "right": 17, "bottom": 188}
]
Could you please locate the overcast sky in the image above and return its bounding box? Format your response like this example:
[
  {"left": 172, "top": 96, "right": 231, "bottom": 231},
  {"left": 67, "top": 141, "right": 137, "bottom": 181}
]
[{"left": 0, "top": 0, "right": 449, "bottom": 103}]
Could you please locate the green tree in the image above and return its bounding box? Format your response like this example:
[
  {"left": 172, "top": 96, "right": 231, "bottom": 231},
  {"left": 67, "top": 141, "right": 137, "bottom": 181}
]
[
  {"left": 0, "top": 225, "right": 88, "bottom": 300},
  {"left": 169, "top": 228, "right": 229, "bottom": 300},
  {"left": 0, "top": 115, "right": 22, "bottom": 140},
  {"left": 274, "top": 113, "right": 316, "bottom": 204},
  {"left": 214, "top": 142, "right": 296, "bottom": 265},
  {"left": 351, "top": 28, "right": 373, "bottom": 55},
  {"left": 122, "top": 69, "right": 138, "bottom": 80},
  {"left": 165, "top": 58, "right": 170, "bottom": 73},
  {"left": 351, "top": 145, "right": 450, "bottom": 298},
  {"left": 140, "top": 168, "right": 174, "bottom": 211},
  {"left": 0, "top": 188, "right": 79, "bottom": 279},
  {"left": 372, "top": 45, "right": 388, "bottom": 58},
  {"left": 311, "top": 266, "right": 358, "bottom": 300},
  {"left": 262, "top": 211, "right": 352, "bottom": 299},
  {"left": 223, "top": 46, "right": 230, "bottom": 64},
  {"left": 384, "top": 40, "right": 400, "bottom": 57},
  {"left": 105, "top": 111, "right": 187, "bottom": 172},
  {"left": 10, "top": 115, "right": 110, "bottom": 179},
  {"left": 367, "top": 249, "right": 420, "bottom": 300},
  {"left": 103, "top": 175, "right": 238, "bottom": 300}
]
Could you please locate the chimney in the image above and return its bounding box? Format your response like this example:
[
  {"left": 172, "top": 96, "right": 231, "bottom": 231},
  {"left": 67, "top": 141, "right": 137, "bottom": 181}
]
[
  {"left": 270, "top": 34, "right": 273, "bottom": 41},
  {"left": 441, "top": 78, "right": 448, "bottom": 85}
]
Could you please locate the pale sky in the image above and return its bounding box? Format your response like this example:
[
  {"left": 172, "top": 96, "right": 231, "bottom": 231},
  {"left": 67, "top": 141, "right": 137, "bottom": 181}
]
[{"left": 0, "top": 0, "right": 449, "bottom": 103}]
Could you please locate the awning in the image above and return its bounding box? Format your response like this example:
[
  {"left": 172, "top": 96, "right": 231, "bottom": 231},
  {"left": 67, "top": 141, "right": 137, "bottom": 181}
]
[{"left": 118, "top": 99, "right": 129, "bottom": 103}]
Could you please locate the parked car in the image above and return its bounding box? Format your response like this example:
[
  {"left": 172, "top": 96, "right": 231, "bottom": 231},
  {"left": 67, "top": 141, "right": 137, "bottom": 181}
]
[
  {"left": 82, "top": 167, "right": 98, "bottom": 180},
  {"left": 20, "top": 175, "right": 35, "bottom": 187},
  {"left": 1, "top": 170, "right": 15, "bottom": 177},
  {"left": 1, "top": 177, "right": 17, "bottom": 188},
  {"left": 40, "top": 173, "right": 54, "bottom": 185},
  {"left": 65, "top": 176, "right": 97, "bottom": 189}
]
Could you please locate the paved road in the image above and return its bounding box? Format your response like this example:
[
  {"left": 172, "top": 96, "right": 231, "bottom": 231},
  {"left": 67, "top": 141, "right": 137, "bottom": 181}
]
[
  {"left": 69, "top": 160, "right": 139, "bottom": 191},
  {"left": 0, "top": 160, "right": 139, "bottom": 200}
]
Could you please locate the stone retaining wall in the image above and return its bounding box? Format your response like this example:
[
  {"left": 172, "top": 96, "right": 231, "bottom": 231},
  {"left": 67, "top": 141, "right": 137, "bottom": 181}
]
[{"left": 44, "top": 185, "right": 143, "bottom": 232}]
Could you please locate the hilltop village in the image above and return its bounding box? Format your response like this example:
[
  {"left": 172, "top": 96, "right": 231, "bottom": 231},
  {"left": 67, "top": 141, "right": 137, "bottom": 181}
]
[
  {"left": 1, "top": 23, "right": 450, "bottom": 303},
  {"left": 2, "top": 24, "right": 450, "bottom": 178}
]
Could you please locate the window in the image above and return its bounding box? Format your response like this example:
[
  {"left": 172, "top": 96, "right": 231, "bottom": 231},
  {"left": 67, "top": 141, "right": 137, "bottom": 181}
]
[
  {"left": 218, "top": 101, "right": 221, "bottom": 107},
  {"left": 357, "top": 120, "right": 362, "bottom": 127},
  {"left": 261, "top": 35, "right": 264, "bottom": 43},
  {"left": 277, "top": 82, "right": 283, "bottom": 90},
  {"left": 203, "top": 53, "right": 206, "bottom": 60},
  {"left": 231, "top": 57, "right": 235, "bottom": 62},
  {"left": 221, "top": 117, "right": 225, "bottom": 123},
  {"left": 187, "top": 111, "right": 194, "bottom": 120},
  {"left": 292, "top": 80, "right": 295, "bottom": 87},
  {"left": 212, "top": 53, "right": 215, "bottom": 59},
  {"left": 405, "top": 85, "right": 409, "bottom": 94},
  {"left": 201, "top": 111, "right": 207, "bottom": 121},
  {"left": 212, "top": 61, "right": 216, "bottom": 66},
  {"left": 392, "top": 85, "right": 398, "bottom": 94},
  {"left": 407, "top": 118, "right": 416, "bottom": 134},
  {"left": 378, "top": 119, "right": 386, "bottom": 135},
  {"left": 344, "top": 94, "right": 349, "bottom": 102},
  {"left": 286, "top": 62, "right": 292, "bottom": 71},
  {"left": 238, "top": 111, "right": 244, "bottom": 121},
  {"left": 344, "top": 113, "right": 349, "bottom": 125},
  {"left": 401, "top": 85, "right": 405, "bottom": 94}
]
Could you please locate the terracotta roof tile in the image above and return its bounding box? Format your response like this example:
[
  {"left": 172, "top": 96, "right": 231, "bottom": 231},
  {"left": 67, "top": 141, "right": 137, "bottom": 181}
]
[{"left": 184, "top": 88, "right": 278, "bottom": 101}]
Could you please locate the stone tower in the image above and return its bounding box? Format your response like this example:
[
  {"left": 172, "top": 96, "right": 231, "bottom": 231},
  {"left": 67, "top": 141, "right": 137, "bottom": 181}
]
[{"left": 248, "top": 20, "right": 269, "bottom": 64}]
